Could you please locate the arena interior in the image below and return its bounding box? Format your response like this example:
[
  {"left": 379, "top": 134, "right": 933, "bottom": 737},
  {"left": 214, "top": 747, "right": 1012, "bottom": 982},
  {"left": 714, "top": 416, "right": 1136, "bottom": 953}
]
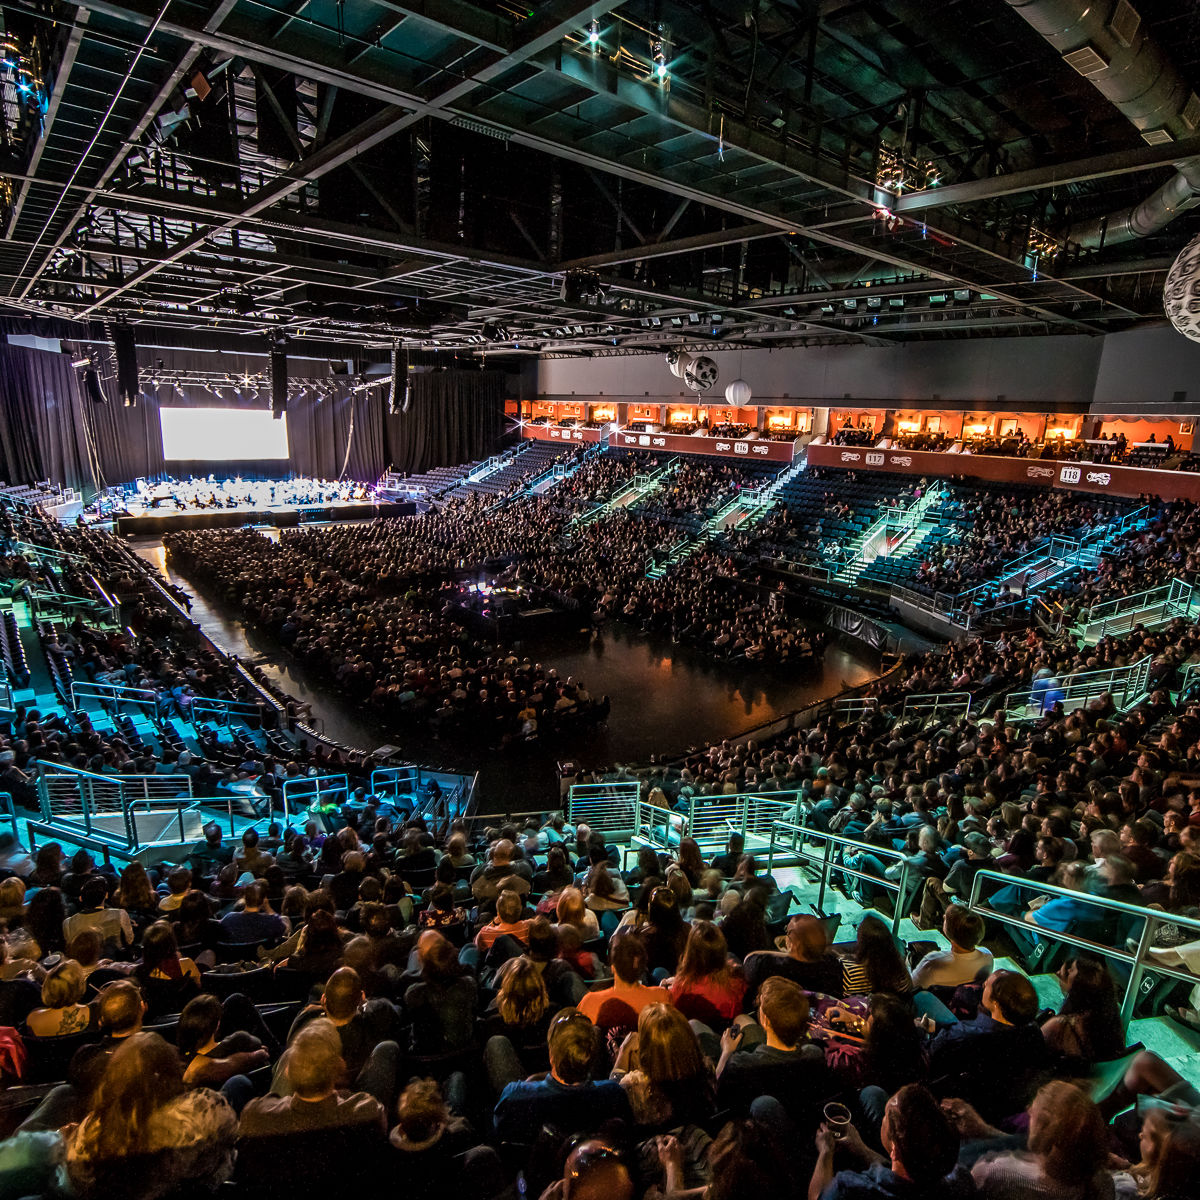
[{"left": 2, "top": 0, "right": 1200, "bottom": 1196}]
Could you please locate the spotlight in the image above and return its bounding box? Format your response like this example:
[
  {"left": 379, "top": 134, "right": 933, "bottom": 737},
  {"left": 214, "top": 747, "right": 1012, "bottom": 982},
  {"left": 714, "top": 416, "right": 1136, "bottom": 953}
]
[{"left": 586, "top": 19, "right": 600, "bottom": 47}]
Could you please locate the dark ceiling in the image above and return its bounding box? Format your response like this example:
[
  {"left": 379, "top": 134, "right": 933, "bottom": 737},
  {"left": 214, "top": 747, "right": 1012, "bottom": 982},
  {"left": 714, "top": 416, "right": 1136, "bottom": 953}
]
[{"left": 1, "top": 0, "right": 1199, "bottom": 356}]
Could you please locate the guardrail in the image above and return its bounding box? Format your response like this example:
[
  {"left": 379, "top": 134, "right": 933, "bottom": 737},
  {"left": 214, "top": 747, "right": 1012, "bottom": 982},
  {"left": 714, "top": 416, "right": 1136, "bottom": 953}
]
[
  {"left": 0, "top": 673, "right": 14, "bottom": 719},
  {"left": 1003, "top": 654, "right": 1154, "bottom": 719},
  {"left": 632, "top": 791, "right": 804, "bottom": 854},
  {"left": 282, "top": 773, "right": 349, "bottom": 822},
  {"left": 70, "top": 680, "right": 160, "bottom": 718},
  {"left": 26, "top": 588, "right": 120, "bottom": 630},
  {"left": 901, "top": 691, "right": 972, "bottom": 721},
  {"left": 1075, "top": 577, "right": 1197, "bottom": 642},
  {"left": 567, "top": 781, "right": 640, "bottom": 838},
  {"left": 966, "top": 868, "right": 1200, "bottom": 1026},
  {"left": 190, "top": 694, "right": 275, "bottom": 730},
  {"left": 766, "top": 818, "right": 914, "bottom": 936}
]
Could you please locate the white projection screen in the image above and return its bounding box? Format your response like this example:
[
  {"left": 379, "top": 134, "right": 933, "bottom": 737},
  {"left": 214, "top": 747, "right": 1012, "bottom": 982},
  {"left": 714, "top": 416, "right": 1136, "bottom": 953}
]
[{"left": 159, "top": 408, "right": 290, "bottom": 460}]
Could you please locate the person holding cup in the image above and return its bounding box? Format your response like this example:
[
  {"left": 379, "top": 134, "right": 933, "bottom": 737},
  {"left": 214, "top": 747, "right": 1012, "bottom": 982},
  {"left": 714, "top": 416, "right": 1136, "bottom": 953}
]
[{"left": 807, "top": 1083, "right": 970, "bottom": 1200}]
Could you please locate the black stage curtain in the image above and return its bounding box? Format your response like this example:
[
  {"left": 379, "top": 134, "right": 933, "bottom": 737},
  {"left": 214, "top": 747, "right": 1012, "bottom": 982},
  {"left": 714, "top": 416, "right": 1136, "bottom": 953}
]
[
  {"left": 286, "top": 391, "right": 388, "bottom": 480},
  {"left": 384, "top": 369, "right": 503, "bottom": 473},
  {"left": 0, "top": 342, "right": 93, "bottom": 492}
]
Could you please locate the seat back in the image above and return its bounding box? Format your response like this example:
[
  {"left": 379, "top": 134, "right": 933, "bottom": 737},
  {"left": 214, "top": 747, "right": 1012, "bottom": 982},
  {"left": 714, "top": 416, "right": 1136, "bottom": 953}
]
[{"left": 235, "top": 1123, "right": 391, "bottom": 1199}]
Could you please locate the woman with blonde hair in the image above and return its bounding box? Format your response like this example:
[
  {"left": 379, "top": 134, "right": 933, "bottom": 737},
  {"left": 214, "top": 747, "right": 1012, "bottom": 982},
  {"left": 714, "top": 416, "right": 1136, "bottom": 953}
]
[
  {"left": 65, "top": 1032, "right": 236, "bottom": 1200},
  {"left": 555, "top": 886, "right": 600, "bottom": 938},
  {"left": 969, "top": 1080, "right": 1113, "bottom": 1199},
  {"left": 26, "top": 959, "right": 91, "bottom": 1037}
]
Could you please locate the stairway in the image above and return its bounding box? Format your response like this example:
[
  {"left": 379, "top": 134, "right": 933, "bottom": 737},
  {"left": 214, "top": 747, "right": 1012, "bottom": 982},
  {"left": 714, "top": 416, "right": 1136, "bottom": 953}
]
[
  {"left": 833, "top": 490, "right": 941, "bottom": 585},
  {"left": 571, "top": 457, "right": 679, "bottom": 530}
]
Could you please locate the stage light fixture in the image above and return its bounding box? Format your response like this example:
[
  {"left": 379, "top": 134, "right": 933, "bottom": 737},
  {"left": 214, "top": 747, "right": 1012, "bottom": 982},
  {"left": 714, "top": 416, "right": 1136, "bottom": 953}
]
[{"left": 586, "top": 19, "right": 600, "bottom": 47}]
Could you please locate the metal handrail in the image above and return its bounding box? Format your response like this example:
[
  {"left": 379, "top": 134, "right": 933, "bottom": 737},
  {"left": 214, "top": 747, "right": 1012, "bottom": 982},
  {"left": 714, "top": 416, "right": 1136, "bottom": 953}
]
[
  {"left": 1004, "top": 654, "right": 1153, "bottom": 717},
  {"left": 767, "top": 817, "right": 912, "bottom": 936},
  {"left": 966, "top": 868, "right": 1200, "bottom": 1026},
  {"left": 70, "top": 680, "right": 159, "bottom": 715}
]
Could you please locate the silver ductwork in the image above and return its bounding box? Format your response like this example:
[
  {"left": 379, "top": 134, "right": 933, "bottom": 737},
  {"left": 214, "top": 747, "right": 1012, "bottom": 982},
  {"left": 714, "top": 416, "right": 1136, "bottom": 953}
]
[{"left": 1005, "top": 0, "right": 1200, "bottom": 247}]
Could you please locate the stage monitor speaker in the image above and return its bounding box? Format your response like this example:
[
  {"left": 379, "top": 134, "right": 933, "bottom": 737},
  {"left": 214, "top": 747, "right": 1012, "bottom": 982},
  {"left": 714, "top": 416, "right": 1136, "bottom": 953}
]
[
  {"left": 270, "top": 342, "right": 288, "bottom": 420},
  {"left": 112, "top": 323, "right": 139, "bottom": 405}
]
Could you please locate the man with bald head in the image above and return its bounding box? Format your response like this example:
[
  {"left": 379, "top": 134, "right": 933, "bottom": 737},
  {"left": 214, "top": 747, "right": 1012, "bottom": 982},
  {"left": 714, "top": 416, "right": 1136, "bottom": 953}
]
[
  {"left": 538, "top": 1138, "right": 634, "bottom": 1200},
  {"left": 470, "top": 836, "right": 533, "bottom": 904}
]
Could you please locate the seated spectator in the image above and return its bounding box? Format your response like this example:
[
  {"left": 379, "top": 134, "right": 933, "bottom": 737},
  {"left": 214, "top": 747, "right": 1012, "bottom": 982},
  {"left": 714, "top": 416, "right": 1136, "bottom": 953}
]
[
  {"left": 63, "top": 876, "right": 134, "bottom": 953},
  {"left": 911, "top": 905, "right": 993, "bottom": 990},
  {"left": 641, "top": 885, "right": 689, "bottom": 975},
  {"left": 26, "top": 959, "right": 92, "bottom": 1037},
  {"left": 809, "top": 1083, "right": 968, "bottom": 1200},
  {"left": 479, "top": 955, "right": 553, "bottom": 1067},
  {"left": 668, "top": 920, "right": 746, "bottom": 1022},
  {"left": 542, "top": 1136, "right": 634, "bottom": 1200},
  {"left": 65, "top": 1032, "right": 236, "bottom": 1200},
  {"left": 555, "top": 887, "right": 600, "bottom": 939},
  {"left": 491, "top": 1008, "right": 630, "bottom": 1141},
  {"left": 157, "top": 867, "right": 192, "bottom": 913},
  {"left": 137, "top": 921, "right": 201, "bottom": 1014},
  {"left": 240, "top": 1018, "right": 385, "bottom": 1136},
  {"left": 966, "top": 1080, "right": 1113, "bottom": 1199},
  {"left": 927, "top": 969, "right": 1044, "bottom": 1121},
  {"left": 178, "top": 994, "right": 270, "bottom": 1090},
  {"left": 714, "top": 976, "right": 829, "bottom": 1118},
  {"left": 218, "top": 881, "right": 288, "bottom": 945},
  {"left": 577, "top": 931, "right": 671, "bottom": 1026},
  {"left": 285, "top": 908, "right": 345, "bottom": 978},
  {"left": 388, "top": 1076, "right": 499, "bottom": 1200},
  {"left": 610, "top": 1001, "right": 715, "bottom": 1129},
  {"left": 711, "top": 833, "right": 746, "bottom": 878},
  {"left": 744, "top": 914, "right": 843, "bottom": 999},
  {"left": 403, "top": 931, "right": 478, "bottom": 1053},
  {"left": 475, "top": 888, "right": 533, "bottom": 956},
  {"left": 234, "top": 828, "right": 274, "bottom": 878},
  {"left": 1040, "top": 955, "right": 1126, "bottom": 1065},
  {"left": 840, "top": 915, "right": 913, "bottom": 998},
  {"left": 471, "top": 839, "right": 532, "bottom": 904},
  {"left": 915, "top": 832, "right": 994, "bottom": 928}
]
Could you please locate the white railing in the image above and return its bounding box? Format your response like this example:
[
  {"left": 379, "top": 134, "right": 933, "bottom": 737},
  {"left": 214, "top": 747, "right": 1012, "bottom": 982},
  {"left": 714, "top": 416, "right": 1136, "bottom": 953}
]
[
  {"left": 1076, "top": 577, "right": 1197, "bottom": 642},
  {"left": 70, "top": 680, "right": 160, "bottom": 718},
  {"left": 566, "top": 780, "right": 640, "bottom": 837},
  {"left": 282, "top": 773, "right": 349, "bottom": 822},
  {"left": 901, "top": 691, "right": 972, "bottom": 721},
  {"left": 967, "top": 868, "right": 1200, "bottom": 1026},
  {"left": 1003, "top": 654, "right": 1154, "bottom": 720}
]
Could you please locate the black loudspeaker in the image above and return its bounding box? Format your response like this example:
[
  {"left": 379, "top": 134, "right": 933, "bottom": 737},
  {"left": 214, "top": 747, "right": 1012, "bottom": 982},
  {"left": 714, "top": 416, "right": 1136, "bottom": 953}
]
[
  {"left": 81, "top": 366, "right": 108, "bottom": 405},
  {"left": 112, "top": 323, "right": 139, "bottom": 405},
  {"left": 270, "top": 341, "right": 288, "bottom": 420},
  {"left": 388, "top": 346, "right": 408, "bottom": 414}
]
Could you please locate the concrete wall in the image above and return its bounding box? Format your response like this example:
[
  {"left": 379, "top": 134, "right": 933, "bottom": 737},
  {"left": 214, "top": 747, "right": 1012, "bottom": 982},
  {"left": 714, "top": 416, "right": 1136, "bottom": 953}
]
[
  {"left": 539, "top": 334, "right": 1104, "bottom": 407},
  {"left": 537, "top": 324, "right": 1200, "bottom": 414}
]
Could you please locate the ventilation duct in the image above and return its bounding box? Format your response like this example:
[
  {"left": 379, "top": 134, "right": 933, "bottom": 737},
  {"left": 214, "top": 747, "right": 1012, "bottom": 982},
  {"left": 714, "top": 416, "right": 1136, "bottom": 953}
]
[{"left": 1005, "top": 0, "right": 1200, "bottom": 247}]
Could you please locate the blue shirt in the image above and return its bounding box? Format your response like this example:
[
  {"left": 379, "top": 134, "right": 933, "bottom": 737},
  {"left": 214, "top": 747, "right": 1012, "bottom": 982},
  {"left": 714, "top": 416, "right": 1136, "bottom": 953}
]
[
  {"left": 823, "top": 1162, "right": 977, "bottom": 1200},
  {"left": 493, "top": 1076, "right": 629, "bottom": 1143}
]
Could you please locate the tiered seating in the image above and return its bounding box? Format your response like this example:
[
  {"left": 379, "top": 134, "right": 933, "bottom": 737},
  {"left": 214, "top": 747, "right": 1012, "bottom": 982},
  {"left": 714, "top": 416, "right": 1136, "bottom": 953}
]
[
  {"left": 0, "top": 605, "right": 29, "bottom": 686},
  {"left": 452, "top": 441, "right": 567, "bottom": 497},
  {"left": 749, "top": 471, "right": 905, "bottom": 567},
  {"left": 34, "top": 618, "right": 74, "bottom": 703}
]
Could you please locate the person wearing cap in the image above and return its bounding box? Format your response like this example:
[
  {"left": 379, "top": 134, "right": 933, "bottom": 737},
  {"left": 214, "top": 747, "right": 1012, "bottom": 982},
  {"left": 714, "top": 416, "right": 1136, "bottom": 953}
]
[{"left": 914, "top": 833, "right": 994, "bottom": 930}]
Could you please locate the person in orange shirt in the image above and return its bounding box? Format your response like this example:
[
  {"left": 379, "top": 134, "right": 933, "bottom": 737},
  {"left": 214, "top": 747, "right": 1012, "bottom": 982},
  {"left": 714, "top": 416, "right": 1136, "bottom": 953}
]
[
  {"left": 474, "top": 889, "right": 532, "bottom": 955},
  {"left": 578, "top": 932, "right": 671, "bottom": 1026}
]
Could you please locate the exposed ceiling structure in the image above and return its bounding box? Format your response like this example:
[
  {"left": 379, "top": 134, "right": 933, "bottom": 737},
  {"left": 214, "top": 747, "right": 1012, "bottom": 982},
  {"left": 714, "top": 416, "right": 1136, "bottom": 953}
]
[{"left": 1, "top": 0, "right": 1199, "bottom": 356}]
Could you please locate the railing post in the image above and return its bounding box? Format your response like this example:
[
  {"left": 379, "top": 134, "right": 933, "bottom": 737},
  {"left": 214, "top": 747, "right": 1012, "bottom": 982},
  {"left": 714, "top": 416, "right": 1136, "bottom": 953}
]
[
  {"left": 817, "top": 838, "right": 830, "bottom": 913},
  {"left": 893, "top": 862, "right": 910, "bottom": 936},
  {"left": 1120, "top": 911, "right": 1158, "bottom": 1029}
]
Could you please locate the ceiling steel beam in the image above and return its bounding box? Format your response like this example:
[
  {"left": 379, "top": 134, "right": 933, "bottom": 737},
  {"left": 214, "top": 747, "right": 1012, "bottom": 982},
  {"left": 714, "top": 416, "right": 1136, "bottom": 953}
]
[
  {"left": 893, "top": 136, "right": 1200, "bottom": 215},
  {"left": 559, "top": 222, "right": 779, "bottom": 270},
  {"left": 5, "top": 12, "right": 90, "bottom": 236}
]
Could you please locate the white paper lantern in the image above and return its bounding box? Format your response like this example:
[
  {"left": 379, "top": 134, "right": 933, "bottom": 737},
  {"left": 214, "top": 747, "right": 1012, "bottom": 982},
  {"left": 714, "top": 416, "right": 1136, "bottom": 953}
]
[
  {"left": 1164, "top": 231, "right": 1200, "bottom": 343},
  {"left": 666, "top": 348, "right": 692, "bottom": 378},
  {"left": 684, "top": 355, "right": 719, "bottom": 393},
  {"left": 725, "top": 378, "right": 752, "bottom": 406}
]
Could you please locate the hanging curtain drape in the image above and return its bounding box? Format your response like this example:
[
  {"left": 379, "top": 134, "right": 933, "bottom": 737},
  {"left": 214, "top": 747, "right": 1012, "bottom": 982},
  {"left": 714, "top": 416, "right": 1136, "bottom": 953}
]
[
  {"left": 285, "top": 391, "right": 388, "bottom": 480},
  {"left": 384, "top": 370, "right": 504, "bottom": 473},
  {"left": 0, "top": 343, "right": 93, "bottom": 492}
]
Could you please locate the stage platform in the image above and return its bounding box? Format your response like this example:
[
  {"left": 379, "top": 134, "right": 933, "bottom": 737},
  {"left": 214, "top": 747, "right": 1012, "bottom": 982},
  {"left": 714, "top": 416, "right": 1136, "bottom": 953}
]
[{"left": 115, "top": 499, "right": 415, "bottom": 535}]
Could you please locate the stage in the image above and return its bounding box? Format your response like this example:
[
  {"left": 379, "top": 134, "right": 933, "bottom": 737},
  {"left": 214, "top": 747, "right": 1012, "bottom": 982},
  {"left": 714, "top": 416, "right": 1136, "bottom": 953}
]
[{"left": 115, "top": 499, "right": 415, "bottom": 535}]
